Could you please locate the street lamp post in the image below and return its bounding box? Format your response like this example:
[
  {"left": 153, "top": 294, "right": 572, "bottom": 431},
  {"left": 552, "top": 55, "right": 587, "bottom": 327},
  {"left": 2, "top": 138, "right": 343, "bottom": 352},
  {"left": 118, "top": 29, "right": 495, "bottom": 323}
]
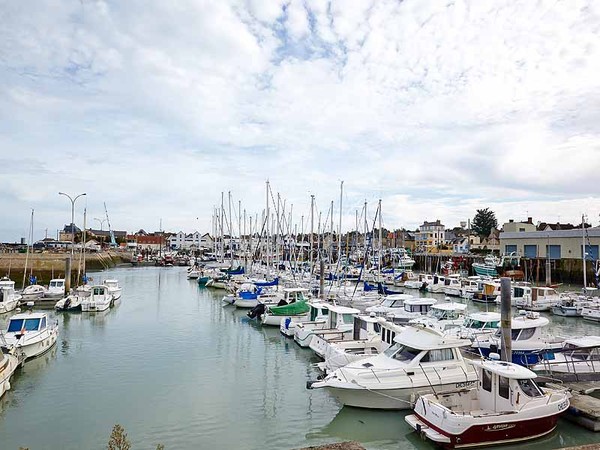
[
  {"left": 59, "top": 192, "right": 86, "bottom": 292},
  {"left": 94, "top": 217, "right": 106, "bottom": 231}
]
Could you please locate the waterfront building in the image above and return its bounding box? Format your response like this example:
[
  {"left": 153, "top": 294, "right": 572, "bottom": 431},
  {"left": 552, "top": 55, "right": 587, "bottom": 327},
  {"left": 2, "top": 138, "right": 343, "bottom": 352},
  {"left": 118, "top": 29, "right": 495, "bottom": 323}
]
[
  {"left": 415, "top": 220, "right": 445, "bottom": 252},
  {"left": 502, "top": 217, "right": 537, "bottom": 233},
  {"left": 169, "top": 232, "right": 213, "bottom": 250},
  {"left": 499, "top": 227, "right": 600, "bottom": 260}
]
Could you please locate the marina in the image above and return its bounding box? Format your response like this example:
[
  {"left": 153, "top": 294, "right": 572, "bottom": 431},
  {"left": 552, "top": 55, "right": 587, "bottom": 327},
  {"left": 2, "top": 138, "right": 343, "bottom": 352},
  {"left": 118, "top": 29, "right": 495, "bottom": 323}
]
[{"left": 1, "top": 265, "right": 600, "bottom": 449}]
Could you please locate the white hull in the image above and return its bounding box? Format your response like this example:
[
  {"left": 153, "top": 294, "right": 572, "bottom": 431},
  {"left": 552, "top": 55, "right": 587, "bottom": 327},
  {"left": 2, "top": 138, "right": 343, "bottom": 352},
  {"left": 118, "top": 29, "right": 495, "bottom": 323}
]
[
  {"left": 0, "top": 354, "right": 19, "bottom": 399},
  {"left": 260, "top": 313, "right": 308, "bottom": 327},
  {"left": 233, "top": 298, "right": 259, "bottom": 308},
  {"left": 81, "top": 300, "right": 111, "bottom": 312},
  {"left": 2, "top": 329, "right": 58, "bottom": 360},
  {"left": 0, "top": 299, "right": 19, "bottom": 314},
  {"left": 322, "top": 381, "right": 470, "bottom": 410}
]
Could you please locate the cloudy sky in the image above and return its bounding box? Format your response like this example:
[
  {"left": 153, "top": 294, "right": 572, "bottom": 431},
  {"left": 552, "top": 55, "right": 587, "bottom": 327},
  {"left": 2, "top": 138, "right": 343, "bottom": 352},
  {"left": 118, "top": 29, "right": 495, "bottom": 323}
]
[{"left": 1, "top": 0, "right": 599, "bottom": 241}]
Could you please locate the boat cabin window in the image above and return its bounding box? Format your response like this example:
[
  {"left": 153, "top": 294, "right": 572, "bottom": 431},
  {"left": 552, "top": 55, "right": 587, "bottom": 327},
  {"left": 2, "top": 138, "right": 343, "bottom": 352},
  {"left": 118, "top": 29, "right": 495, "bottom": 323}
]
[
  {"left": 41, "top": 316, "right": 47, "bottom": 329},
  {"left": 482, "top": 369, "right": 492, "bottom": 392},
  {"left": 499, "top": 376, "right": 510, "bottom": 399},
  {"left": 420, "top": 348, "right": 455, "bottom": 363},
  {"left": 381, "top": 328, "right": 396, "bottom": 344},
  {"left": 93, "top": 287, "right": 105, "bottom": 295},
  {"left": 518, "top": 379, "right": 543, "bottom": 397},
  {"left": 383, "top": 343, "right": 422, "bottom": 362},
  {"left": 516, "top": 327, "right": 535, "bottom": 341},
  {"left": 8, "top": 318, "right": 41, "bottom": 332},
  {"left": 0, "top": 290, "right": 3, "bottom": 302},
  {"left": 342, "top": 314, "right": 354, "bottom": 325},
  {"left": 513, "top": 287, "right": 525, "bottom": 297}
]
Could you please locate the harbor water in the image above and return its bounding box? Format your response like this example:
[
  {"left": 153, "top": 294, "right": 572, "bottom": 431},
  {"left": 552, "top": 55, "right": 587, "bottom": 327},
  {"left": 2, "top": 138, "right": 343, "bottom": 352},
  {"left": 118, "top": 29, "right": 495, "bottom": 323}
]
[{"left": 1, "top": 266, "right": 599, "bottom": 449}]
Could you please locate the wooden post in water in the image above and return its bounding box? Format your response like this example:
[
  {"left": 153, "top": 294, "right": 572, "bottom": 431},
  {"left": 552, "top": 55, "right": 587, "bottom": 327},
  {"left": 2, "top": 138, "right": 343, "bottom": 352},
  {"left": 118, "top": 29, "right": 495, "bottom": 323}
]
[
  {"left": 500, "top": 277, "right": 512, "bottom": 363},
  {"left": 65, "top": 257, "right": 72, "bottom": 293}
]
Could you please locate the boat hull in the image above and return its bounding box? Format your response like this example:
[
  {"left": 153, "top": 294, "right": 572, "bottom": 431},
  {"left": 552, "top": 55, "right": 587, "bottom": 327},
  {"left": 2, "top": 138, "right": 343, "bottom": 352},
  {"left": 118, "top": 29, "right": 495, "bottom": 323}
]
[
  {"left": 321, "top": 381, "right": 475, "bottom": 410},
  {"left": 0, "top": 354, "right": 19, "bottom": 399},
  {"left": 2, "top": 329, "right": 58, "bottom": 360},
  {"left": 260, "top": 313, "right": 308, "bottom": 327},
  {"left": 407, "top": 411, "right": 560, "bottom": 449}
]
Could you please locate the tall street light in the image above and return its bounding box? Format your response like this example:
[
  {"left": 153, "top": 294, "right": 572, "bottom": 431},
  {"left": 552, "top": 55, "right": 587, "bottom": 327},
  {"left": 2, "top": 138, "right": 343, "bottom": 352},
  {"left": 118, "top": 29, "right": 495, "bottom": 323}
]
[
  {"left": 59, "top": 192, "right": 86, "bottom": 258},
  {"left": 94, "top": 217, "right": 106, "bottom": 231}
]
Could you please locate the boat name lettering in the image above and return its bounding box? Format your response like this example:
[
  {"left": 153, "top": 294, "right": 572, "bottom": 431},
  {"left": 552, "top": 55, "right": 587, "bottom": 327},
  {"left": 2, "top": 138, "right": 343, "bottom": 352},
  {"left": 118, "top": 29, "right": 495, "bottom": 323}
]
[
  {"left": 483, "top": 424, "right": 515, "bottom": 432},
  {"left": 455, "top": 381, "right": 476, "bottom": 389},
  {"left": 558, "top": 400, "right": 568, "bottom": 411}
]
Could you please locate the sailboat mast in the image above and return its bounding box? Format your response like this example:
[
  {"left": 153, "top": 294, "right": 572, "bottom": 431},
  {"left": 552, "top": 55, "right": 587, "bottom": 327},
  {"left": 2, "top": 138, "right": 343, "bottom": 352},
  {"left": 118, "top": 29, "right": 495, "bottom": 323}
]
[
  {"left": 22, "top": 209, "right": 34, "bottom": 289},
  {"left": 583, "top": 214, "right": 587, "bottom": 289},
  {"left": 266, "top": 181, "right": 270, "bottom": 277},
  {"left": 378, "top": 199, "right": 382, "bottom": 276},
  {"left": 338, "top": 180, "right": 343, "bottom": 265},
  {"left": 310, "top": 195, "right": 315, "bottom": 279}
]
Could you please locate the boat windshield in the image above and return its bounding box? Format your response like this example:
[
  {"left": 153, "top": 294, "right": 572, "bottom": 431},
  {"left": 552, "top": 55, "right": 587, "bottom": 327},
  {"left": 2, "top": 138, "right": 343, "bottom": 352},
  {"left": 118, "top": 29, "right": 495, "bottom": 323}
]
[
  {"left": 518, "top": 378, "right": 543, "bottom": 397},
  {"left": 7, "top": 318, "right": 41, "bottom": 332},
  {"left": 383, "top": 343, "right": 422, "bottom": 361}
]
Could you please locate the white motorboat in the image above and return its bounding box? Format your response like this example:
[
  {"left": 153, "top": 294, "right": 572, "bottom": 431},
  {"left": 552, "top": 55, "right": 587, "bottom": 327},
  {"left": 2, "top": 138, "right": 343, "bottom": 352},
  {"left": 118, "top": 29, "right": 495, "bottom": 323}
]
[
  {"left": 257, "top": 288, "right": 311, "bottom": 326},
  {"left": 45, "top": 279, "right": 66, "bottom": 299},
  {"left": 441, "top": 275, "right": 462, "bottom": 297},
  {"left": 533, "top": 336, "right": 600, "bottom": 378},
  {"left": 0, "top": 278, "right": 21, "bottom": 314},
  {"left": 81, "top": 285, "right": 113, "bottom": 312},
  {"left": 104, "top": 279, "right": 122, "bottom": 301},
  {"left": 470, "top": 311, "right": 563, "bottom": 366},
  {"left": 365, "top": 294, "right": 414, "bottom": 317},
  {"left": 307, "top": 305, "right": 362, "bottom": 357},
  {"left": 452, "top": 312, "right": 501, "bottom": 341},
  {"left": 386, "top": 297, "right": 437, "bottom": 323},
  {"left": 404, "top": 273, "right": 433, "bottom": 290},
  {"left": 581, "top": 303, "right": 600, "bottom": 322},
  {"left": 426, "top": 275, "right": 446, "bottom": 293},
  {"left": 308, "top": 326, "right": 477, "bottom": 410},
  {"left": 21, "top": 284, "right": 47, "bottom": 301},
  {"left": 1, "top": 311, "right": 58, "bottom": 360},
  {"left": 294, "top": 303, "right": 354, "bottom": 348},
  {"left": 512, "top": 286, "right": 561, "bottom": 311},
  {"left": 406, "top": 358, "right": 570, "bottom": 448},
  {"left": 409, "top": 302, "right": 467, "bottom": 333},
  {"left": 280, "top": 301, "right": 329, "bottom": 338},
  {"left": 0, "top": 351, "right": 19, "bottom": 400},
  {"left": 317, "top": 315, "right": 404, "bottom": 374}
]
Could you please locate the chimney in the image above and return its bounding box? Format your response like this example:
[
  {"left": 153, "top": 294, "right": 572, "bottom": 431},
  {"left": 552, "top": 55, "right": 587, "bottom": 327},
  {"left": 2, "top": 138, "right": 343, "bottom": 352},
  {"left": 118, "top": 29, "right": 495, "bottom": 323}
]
[
  {"left": 509, "top": 219, "right": 514, "bottom": 223},
  {"left": 527, "top": 217, "right": 533, "bottom": 224}
]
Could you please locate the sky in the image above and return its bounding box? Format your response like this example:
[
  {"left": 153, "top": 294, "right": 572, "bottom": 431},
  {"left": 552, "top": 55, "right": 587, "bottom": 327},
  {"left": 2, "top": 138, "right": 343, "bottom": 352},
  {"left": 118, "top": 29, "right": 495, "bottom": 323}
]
[{"left": 1, "top": 0, "right": 599, "bottom": 242}]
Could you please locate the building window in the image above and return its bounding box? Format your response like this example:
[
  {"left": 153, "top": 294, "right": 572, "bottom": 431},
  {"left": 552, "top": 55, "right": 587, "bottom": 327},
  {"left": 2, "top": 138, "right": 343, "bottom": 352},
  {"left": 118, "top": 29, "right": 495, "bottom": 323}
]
[
  {"left": 505, "top": 245, "right": 517, "bottom": 254},
  {"left": 524, "top": 245, "right": 537, "bottom": 258},
  {"left": 546, "top": 245, "right": 561, "bottom": 260}
]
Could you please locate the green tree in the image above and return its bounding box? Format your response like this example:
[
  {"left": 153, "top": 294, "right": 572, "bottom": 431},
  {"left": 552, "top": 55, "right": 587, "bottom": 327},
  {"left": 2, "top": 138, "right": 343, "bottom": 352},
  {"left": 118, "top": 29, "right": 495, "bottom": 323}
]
[{"left": 472, "top": 208, "right": 498, "bottom": 237}]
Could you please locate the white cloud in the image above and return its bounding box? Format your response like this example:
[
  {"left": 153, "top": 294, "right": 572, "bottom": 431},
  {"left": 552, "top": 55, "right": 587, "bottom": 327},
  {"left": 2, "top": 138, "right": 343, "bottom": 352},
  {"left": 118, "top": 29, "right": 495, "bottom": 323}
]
[{"left": 0, "top": 0, "right": 599, "bottom": 241}]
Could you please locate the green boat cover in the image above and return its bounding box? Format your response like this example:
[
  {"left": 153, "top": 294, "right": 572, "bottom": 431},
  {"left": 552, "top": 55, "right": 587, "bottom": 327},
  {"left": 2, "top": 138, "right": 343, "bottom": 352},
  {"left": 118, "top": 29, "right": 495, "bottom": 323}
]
[{"left": 269, "top": 300, "right": 310, "bottom": 316}]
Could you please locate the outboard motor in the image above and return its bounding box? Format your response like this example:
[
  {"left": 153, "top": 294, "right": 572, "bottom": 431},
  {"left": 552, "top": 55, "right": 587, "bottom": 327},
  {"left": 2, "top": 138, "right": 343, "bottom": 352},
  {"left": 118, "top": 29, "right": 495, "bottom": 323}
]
[
  {"left": 247, "top": 303, "right": 265, "bottom": 320},
  {"left": 419, "top": 282, "right": 428, "bottom": 292}
]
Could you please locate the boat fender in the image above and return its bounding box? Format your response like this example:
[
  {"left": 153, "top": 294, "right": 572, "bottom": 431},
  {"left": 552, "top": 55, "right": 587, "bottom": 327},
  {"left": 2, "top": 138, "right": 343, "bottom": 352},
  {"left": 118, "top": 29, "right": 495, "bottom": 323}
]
[{"left": 285, "top": 317, "right": 292, "bottom": 330}]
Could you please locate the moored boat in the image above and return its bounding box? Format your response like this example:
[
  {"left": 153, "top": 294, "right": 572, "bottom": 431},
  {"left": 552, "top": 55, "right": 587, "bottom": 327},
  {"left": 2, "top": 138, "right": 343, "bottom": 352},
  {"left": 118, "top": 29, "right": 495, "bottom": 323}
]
[
  {"left": 1, "top": 311, "right": 58, "bottom": 360},
  {"left": 81, "top": 285, "right": 113, "bottom": 312},
  {"left": 0, "top": 351, "right": 19, "bottom": 399},
  {"left": 308, "top": 326, "right": 477, "bottom": 410},
  {"left": 0, "top": 278, "right": 21, "bottom": 314},
  {"left": 406, "top": 358, "right": 570, "bottom": 448}
]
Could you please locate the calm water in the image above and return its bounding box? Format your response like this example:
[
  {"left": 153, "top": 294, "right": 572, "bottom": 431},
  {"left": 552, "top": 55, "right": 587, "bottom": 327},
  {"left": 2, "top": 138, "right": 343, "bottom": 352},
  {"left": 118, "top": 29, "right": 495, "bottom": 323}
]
[{"left": 0, "top": 266, "right": 599, "bottom": 449}]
